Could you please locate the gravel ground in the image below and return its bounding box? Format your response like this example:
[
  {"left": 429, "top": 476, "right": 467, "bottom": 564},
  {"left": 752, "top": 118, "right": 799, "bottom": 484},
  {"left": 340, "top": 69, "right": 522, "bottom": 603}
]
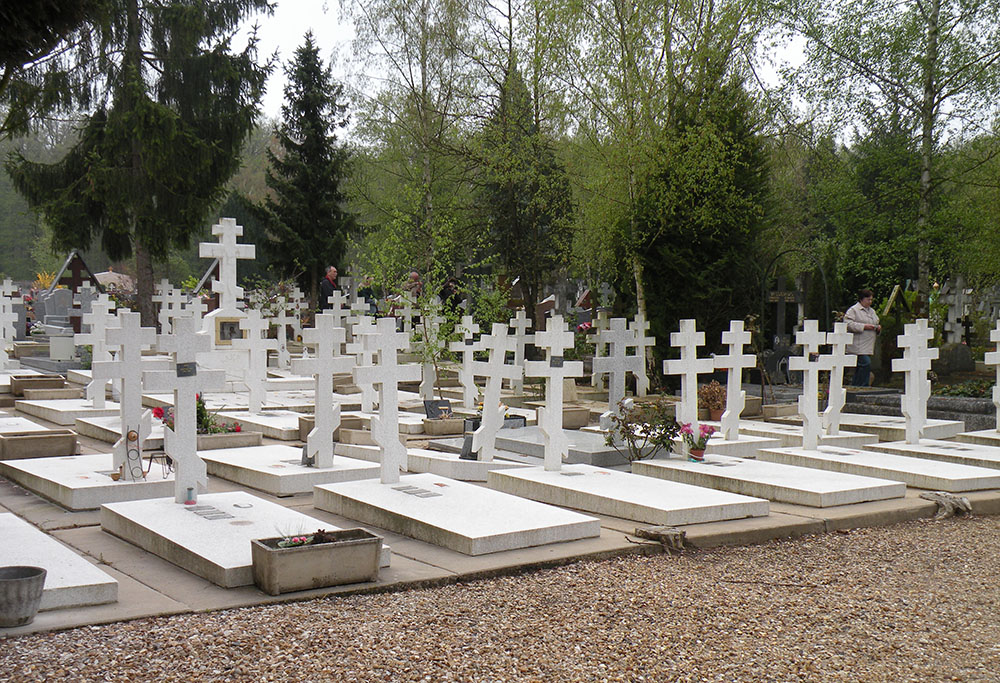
[{"left": 3, "top": 516, "right": 999, "bottom": 682}]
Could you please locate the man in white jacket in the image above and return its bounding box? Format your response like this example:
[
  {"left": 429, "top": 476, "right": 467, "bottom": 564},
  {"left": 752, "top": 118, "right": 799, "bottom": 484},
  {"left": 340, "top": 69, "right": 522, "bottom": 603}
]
[{"left": 844, "top": 288, "right": 881, "bottom": 386}]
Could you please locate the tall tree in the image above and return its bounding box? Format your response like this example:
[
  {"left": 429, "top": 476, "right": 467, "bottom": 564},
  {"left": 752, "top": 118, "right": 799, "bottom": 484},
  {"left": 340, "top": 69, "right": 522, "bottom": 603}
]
[
  {"left": 262, "top": 32, "right": 353, "bottom": 309},
  {"left": 5, "top": 0, "right": 272, "bottom": 325}
]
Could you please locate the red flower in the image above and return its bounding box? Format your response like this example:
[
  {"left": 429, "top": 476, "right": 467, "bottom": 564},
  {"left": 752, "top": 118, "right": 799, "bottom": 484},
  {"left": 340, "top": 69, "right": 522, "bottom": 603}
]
[
  {"left": 233, "top": 423, "right": 241, "bottom": 432},
  {"left": 152, "top": 406, "right": 164, "bottom": 419}
]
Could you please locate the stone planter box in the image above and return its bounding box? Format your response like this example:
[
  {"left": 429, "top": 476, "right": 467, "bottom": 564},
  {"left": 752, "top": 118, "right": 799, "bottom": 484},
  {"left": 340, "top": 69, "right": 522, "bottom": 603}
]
[
  {"left": 251, "top": 529, "right": 382, "bottom": 595},
  {"left": 298, "top": 414, "right": 365, "bottom": 442},
  {"left": 0, "top": 430, "right": 77, "bottom": 460},
  {"left": 10, "top": 374, "right": 65, "bottom": 397},
  {"left": 562, "top": 406, "right": 590, "bottom": 429},
  {"left": 23, "top": 388, "right": 82, "bottom": 400},
  {"left": 423, "top": 417, "right": 466, "bottom": 435},
  {"left": 761, "top": 403, "right": 799, "bottom": 418},
  {"left": 196, "top": 431, "right": 262, "bottom": 450},
  {"left": 12, "top": 342, "right": 49, "bottom": 359}
]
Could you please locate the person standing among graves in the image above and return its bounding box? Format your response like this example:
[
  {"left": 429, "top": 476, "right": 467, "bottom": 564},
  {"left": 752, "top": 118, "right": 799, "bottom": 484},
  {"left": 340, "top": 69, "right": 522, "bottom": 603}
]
[
  {"left": 845, "top": 288, "right": 881, "bottom": 386},
  {"left": 318, "top": 266, "right": 338, "bottom": 310}
]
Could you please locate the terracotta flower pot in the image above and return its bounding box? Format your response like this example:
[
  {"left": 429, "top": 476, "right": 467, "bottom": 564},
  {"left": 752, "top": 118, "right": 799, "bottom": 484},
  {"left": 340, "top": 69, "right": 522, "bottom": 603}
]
[
  {"left": 709, "top": 408, "right": 724, "bottom": 421},
  {"left": 688, "top": 449, "right": 705, "bottom": 462}
]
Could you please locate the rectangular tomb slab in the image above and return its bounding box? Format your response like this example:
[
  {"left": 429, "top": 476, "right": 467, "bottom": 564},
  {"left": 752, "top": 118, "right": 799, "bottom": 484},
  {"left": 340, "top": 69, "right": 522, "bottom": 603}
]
[
  {"left": 0, "top": 513, "right": 118, "bottom": 610},
  {"left": 201, "top": 444, "right": 380, "bottom": 496},
  {"left": 0, "top": 416, "right": 49, "bottom": 434},
  {"left": 14, "top": 398, "right": 122, "bottom": 426},
  {"left": 757, "top": 445, "right": 1000, "bottom": 492},
  {"left": 215, "top": 410, "right": 306, "bottom": 441},
  {"left": 633, "top": 456, "right": 906, "bottom": 507},
  {"left": 955, "top": 429, "right": 1000, "bottom": 448},
  {"left": 101, "top": 491, "right": 389, "bottom": 588},
  {"left": 865, "top": 439, "right": 1000, "bottom": 470},
  {"left": 729, "top": 420, "right": 878, "bottom": 449},
  {"left": 494, "top": 426, "right": 633, "bottom": 467},
  {"left": 314, "top": 472, "right": 601, "bottom": 555},
  {"left": 768, "top": 413, "right": 964, "bottom": 442},
  {"left": 0, "top": 453, "right": 175, "bottom": 511},
  {"left": 490, "top": 463, "right": 769, "bottom": 524}
]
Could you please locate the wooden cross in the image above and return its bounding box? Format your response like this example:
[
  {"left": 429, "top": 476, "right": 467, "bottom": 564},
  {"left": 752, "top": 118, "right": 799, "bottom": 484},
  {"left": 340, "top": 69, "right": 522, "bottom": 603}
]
[
  {"left": 627, "top": 312, "right": 655, "bottom": 397},
  {"left": 92, "top": 311, "right": 156, "bottom": 475},
  {"left": 892, "top": 319, "right": 938, "bottom": 444},
  {"left": 448, "top": 315, "right": 482, "bottom": 408},
  {"left": 715, "top": 320, "right": 756, "bottom": 441},
  {"left": 233, "top": 309, "right": 277, "bottom": 414},
  {"left": 346, "top": 315, "right": 378, "bottom": 413},
  {"left": 820, "top": 322, "right": 857, "bottom": 435},
  {"left": 508, "top": 309, "right": 534, "bottom": 393},
  {"left": 198, "top": 217, "right": 255, "bottom": 311},
  {"left": 986, "top": 321, "right": 1000, "bottom": 432},
  {"left": 592, "top": 318, "right": 637, "bottom": 422},
  {"left": 145, "top": 316, "right": 225, "bottom": 503},
  {"left": 788, "top": 320, "right": 827, "bottom": 450},
  {"left": 663, "top": 319, "right": 715, "bottom": 432},
  {"left": 75, "top": 296, "right": 117, "bottom": 408},
  {"left": 470, "top": 323, "right": 522, "bottom": 462},
  {"left": 524, "top": 314, "right": 583, "bottom": 471},
  {"left": 292, "top": 313, "right": 354, "bottom": 468},
  {"left": 352, "top": 317, "right": 420, "bottom": 484}
]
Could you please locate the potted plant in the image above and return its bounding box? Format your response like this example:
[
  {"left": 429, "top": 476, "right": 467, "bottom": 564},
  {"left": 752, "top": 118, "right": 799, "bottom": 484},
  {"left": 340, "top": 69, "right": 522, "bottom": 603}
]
[
  {"left": 679, "top": 422, "right": 716, "bottom": 462},
  {"left": 698, "top": 380, "right": 727, "bottom": 421},
  {"left": 251, "top": 528, "right": 382, "bottom": 596},
  {"left": 604, "top": 397, "right": 680, "bottom": 463}
]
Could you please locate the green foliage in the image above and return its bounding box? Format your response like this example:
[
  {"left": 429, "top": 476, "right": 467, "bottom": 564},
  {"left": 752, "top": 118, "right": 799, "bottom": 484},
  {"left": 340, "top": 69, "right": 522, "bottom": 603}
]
[
  {"left": 604, "top": 398, "right": 680, "bottom": 463},
  {"left": 932, "top": 379, "right": 994, "bottom": 398}
]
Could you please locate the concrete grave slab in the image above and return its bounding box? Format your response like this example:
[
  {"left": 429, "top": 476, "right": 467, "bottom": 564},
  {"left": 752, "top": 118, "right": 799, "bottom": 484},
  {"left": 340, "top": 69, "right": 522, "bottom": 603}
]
[
  {"left": 200, "top": 444, "right": 380, "bottom": 496},
  {"left": 757, "top": 445, "right": 1000, "bottom": 492},
  {"left": 865, "top": 439, "right": 1000, "bottom": 470},
  {"left": 214, "top": 410, "right": 304, "bottom": 441},
  {"left": 768, "top": 413, "right": 964, "bottom": 442},
  {"left": 0, "top": 429, "right": 77, "bottom": 460},
  {"left": 955, "top": 429, "right": 1000, "bottom": 448},
  {"left": 0, "top": 416, "right": 48, "bottom": 434},
  {"left": 0, "top": 367, "right": 41, "bottom": 393},
  {"left": 0, "top": 513, "right": 118, "bottom": 610},
  {"left": 731, "top": 419, "right": 878, "bottom": 449},
  {"left": 494, "top": 425, "right": 632, "bottom": 467},
  {"left": 489, "top": 463, "right": 770, "bottom": 524},
  {"left": 14, "top": 398, "right": 121, "bottom": 426},
  {"left": 74, "top": 415, "right": 262, "bottom": 451},
  {"left": 633, "top": 455, "right": 905, "bottom": 507},
  {"left": 0, "top": 453, "right": 175, "bottom": 511},
  {"left": 314, "top": 472, "right": 600, "bottom": 555},
  {"left": 101, "top": 491, "right": 389, "bottom": 588},
  {"left": 406, "top": 446, "right": 532, "bottom": 481}
]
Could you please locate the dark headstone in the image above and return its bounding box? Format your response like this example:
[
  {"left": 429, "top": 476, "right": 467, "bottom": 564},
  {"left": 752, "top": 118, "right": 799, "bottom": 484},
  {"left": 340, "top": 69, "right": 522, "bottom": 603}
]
[
  {"left": 932, "top": 343, "right": 976, "bottom": 376},
  {"left": 423, "top": 399, "right": 452, "bottom": 419}
]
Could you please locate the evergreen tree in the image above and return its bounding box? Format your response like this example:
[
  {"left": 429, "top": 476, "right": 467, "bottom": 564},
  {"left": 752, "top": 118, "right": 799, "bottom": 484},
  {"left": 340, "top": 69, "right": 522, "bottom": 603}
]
[
  {"left": 262, "top": 32, "right": 353, "bottom": 308},
  {"left": 5, "top": 0, "right": 272, "bottom": 325}
]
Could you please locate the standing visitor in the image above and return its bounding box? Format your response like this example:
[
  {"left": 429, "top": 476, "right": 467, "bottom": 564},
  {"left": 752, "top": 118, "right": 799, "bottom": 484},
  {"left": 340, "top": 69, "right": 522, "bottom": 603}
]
[
  {"left": 845, "top": 288, "right": 881, "bottom": 387},
  {"left": 318, "top": 266, "right": 338, "bottom": 310}
]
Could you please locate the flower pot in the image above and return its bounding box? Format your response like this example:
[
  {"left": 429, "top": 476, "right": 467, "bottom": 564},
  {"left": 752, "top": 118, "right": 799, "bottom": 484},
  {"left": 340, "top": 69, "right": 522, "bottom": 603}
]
[
  {"left": 0, "top": 566, "right": 47, "bottom": 627},
  {"left": 422, "top": 417, "right": 465, "bottom": 435},
  {"left": 251, "top": 529, "right": 382, "bottom": 596},
  {"left": 709, "top": 409, "right": 724, "bottom": 421},
  {"left": 688, "top": 449, "right": 705, "bottom": 463}
]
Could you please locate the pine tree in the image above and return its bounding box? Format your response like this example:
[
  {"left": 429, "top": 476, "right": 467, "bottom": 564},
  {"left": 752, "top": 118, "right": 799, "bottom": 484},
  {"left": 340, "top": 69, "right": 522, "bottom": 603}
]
[
  {"left": 262, "top": 32, "right": 353, "bottom": 309},
  {"left": 5, "top": 0, "right": 272, "bottom": 325}
]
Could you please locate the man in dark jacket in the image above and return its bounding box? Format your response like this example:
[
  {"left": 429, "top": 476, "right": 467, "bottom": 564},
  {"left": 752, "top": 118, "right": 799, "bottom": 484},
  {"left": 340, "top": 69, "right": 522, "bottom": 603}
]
[{"left": 318, "top": 266, "right": 338, "bottom": 310}]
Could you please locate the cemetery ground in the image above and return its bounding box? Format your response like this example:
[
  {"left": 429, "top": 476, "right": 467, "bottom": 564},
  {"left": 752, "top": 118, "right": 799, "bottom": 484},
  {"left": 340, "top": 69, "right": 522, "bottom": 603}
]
[{"left": 0, "top": 515, "right": 997, "bottom": 681}]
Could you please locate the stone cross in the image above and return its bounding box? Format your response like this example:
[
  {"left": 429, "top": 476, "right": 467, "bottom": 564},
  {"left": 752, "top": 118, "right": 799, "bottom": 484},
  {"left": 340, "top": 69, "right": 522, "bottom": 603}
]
[
  {"left": 325, "top": 290, "right": 350, "bottom": 334},
  {"left": 75, "top": 296, "right": 117, "bottom": 408},
  {"left": 92, "top": 311, "right": 156, "bottom": 476},
  {"left": 508, "top": 309, "right": 534, "bottom": 394},
  {"left": 346, "top": 315, "right": 378, "bottom": 412},
  {"left": 395, "top": 293, "right": 417, "bottom": 335},
  {"left": 448, "top": 315, "right": 482, "bottom": 408},
  {"left": 345, "top": 300, "right": 369, "bottom": 344},
  {"left": 715, "top": 320, "right": 756, "bottom": 441},
  {"left": 273, "top": 297, "right": 292, "bottom": 370},
  {"left": 145, "top": 316, "right": 226, "bottom": 504},
  {"left": 233, "top": 309, "right": 277, "bottom": 414},
  {"left": 0, "top": 279, "right": 19, "bottom": 367},
  {"left": 470, "top": 323, "right": 522, "bottom": 462},
  {"left": 184, "top": 295, "right": 208, "bottom": 325},
  {"left": 353, "top": 317, "right": 420, "bottom": 484},
  {"left": 591, "top": 309, "right": 611, "bottom": 388},
  {"left": 892, "top": 319, "right": 938, "bottom": 444},
  {"left": 293, "top": 313, "right": 355, "bottom": 468},
  {"left": 198, "top": 217, "right": 255, "bottom": 311},
  {"left": 592, "top": 318, "right": 637, "bottom": 426},
  {"left": 788, "top": 320, "right": 827, "bottom": 450},
  {"left": 290, "top": 286, "right": 307, "bottom": 340},
  {"left": 153, "top": 278, "right": 172, "bottom": 332},
  {"left": 820, "top": 322, "right": 857, "bottom": 436},
  {"left": 416, "top": 311, "right": 446, "bottom": 400},
  {"left": 72, "top": 283, "right": 99, "bottom": 333},
  {"left": 628, "top": 312, "right": 655, "bottom": 397},
  {"left": 524, "top": 314, "right": 583, "bottom": 471},
  {"left": 663, "top": 319, "right": 715, "bottom": 433},
  {"left": 985, "top": 321, "right": 1000, "bottom": 432}
]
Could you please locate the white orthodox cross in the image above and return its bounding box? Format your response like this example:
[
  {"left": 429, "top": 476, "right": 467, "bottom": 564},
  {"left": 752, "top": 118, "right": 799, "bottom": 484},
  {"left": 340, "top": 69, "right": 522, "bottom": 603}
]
[
  {"left": 508, "top": 309, "right": 534, "bottom": 393},
  {"left": 92, "top": 311, "right": 156, "bottom": 475},
  {"left": 663, "top": 319, "right": 716, "bottom": 434},
  {"left": 395, "top": 293, "right": 417, "bottom": 335},
  {"left": 524, "top": 314, "right": 583, "bottom": 471},
  {"left": 592, "top": 318, "right": 637, "bottom": 422},
  {"left": 152, "top": 279, "right": 172, "bottom": 332},
  {"left": 198, "top": 217, "right": 255, "bottom": 311},
  {"left": 0, "top": 279, "right": 19, "bottom": 367},
  {"left": 325, "top": 289, "right": 350, "bottom": 330},
  {"left": 289, "top": 286, "right": 306, "bottom": 340},
  {"left": 352, "top": 317, "right": 420, "bottom": 484},
  {"left": 715, "top": 320, "right": 756, "bottom": 441},
  {"left": 821, "top": 322, "right": 857, "bottom": 436},
  {"left": 470, "top": 323, "right": 523, "bottom": 462},
  {"left": 346, "top": 315, "right": 378, "bottom": 412},
  {"left": 591, "top": 309, "right": 611, "bottom": 388},
  {"left": 273, "top": 296, "right": 292, "bottom": 370},
  {"left": 788, "top": 320, "right": 827, "bottom": 450},
  {"left": 145, "top": 316, "right": 225, "bottom": 504},
  {"left": 448, "top": 315, "right": 482, "bottom": 408},
  {"left": 892, "top": 319, "right": 938, "bottom": 444},
  {"left": 292, "top": 313, "right": 355, "bottom": 468},
  {"left": 183, "top": 295, "right": 208, "bottom": 325},
  {"left": 628, "top": 312, "right": 655, "bottom": 397},
  {"left": 986, "top": 321, "right": 1000, "bottom": 433},
  {"left": 75, "top": 296, "right": 117, "bottom": 408},
  {"left": 416, "top": 311, "right": 446, "bottom": 400},
  {"left": 233, "top": 309, "right": 277, "bottom": 414}
]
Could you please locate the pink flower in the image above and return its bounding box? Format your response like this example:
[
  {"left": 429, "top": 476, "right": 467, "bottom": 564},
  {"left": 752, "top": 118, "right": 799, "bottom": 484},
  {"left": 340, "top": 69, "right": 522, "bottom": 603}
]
[
  {"left": 699, "top": 424, "right": 715, "bottom": 438},
  {"left": 152, "top": 406, "right": 164, "bottom": 419},
  {"left": 679, "top": 423, "right": 693, "bottom": 436}
]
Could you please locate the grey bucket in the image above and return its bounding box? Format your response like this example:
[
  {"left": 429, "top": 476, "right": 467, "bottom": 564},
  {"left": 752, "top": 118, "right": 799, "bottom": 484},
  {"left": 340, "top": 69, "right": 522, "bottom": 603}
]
[{"left": 0, "top": 566, "right": 47, "bottom": 627}]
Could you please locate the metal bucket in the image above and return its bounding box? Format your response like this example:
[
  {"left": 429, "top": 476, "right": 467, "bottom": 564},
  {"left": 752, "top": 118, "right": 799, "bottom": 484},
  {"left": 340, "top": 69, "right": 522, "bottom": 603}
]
[{"left": 0, "top": 566, "right": 47, "bottom": 627}]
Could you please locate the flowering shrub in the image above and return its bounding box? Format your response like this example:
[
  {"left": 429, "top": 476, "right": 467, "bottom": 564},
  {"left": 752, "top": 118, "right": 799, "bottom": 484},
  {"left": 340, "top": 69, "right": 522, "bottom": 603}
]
[
  {"left": 680, "top": 422, "right": 715, "bottom": 451},
  {"left": 605, "top": 398, "right": 681, "bottom": 462},
  {"left": 153, "top": 395, "right": 242, "bottom": 434}
]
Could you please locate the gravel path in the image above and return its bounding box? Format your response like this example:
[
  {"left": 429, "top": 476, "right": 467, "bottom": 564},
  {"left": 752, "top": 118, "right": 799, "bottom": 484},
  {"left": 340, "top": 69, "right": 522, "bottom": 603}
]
[{"left": 3, "top": 516, "right": 999, "bottom": 682}]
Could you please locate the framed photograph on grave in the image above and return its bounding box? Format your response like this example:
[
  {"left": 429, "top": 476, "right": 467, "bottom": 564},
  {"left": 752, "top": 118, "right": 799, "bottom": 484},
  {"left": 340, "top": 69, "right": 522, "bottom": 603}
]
[{"left": 214, "top": 317, "right": 245, "bottom": 346}]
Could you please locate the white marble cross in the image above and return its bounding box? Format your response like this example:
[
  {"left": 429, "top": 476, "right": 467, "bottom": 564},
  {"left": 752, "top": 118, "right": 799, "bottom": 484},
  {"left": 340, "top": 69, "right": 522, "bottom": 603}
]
[
  {"left": 352, "top": 317, "right": 420, "bottom": 484},
  {"left": 325, "top": 290, "right": 350, "bottom": 334},
  {"left": 789, "top": 320, "right": 827, "bottom": 450},
  {"left": 892, "top": 319, "right": 938, "bottom": 444},
  {"left": 395, "top": 293, "right": 417, "bottom": 335},
  {"left": 593, "top": 318, "right": 637, "bottom": 425},
  {"left": 663, "top": 319, "right": 716, "bottom": 434},
  {"left": 198, "top": 217, "right": 256, "bottom": 311},
  {"left": 92, "top": 311, "right": 156, "bottom": 476},
  {"left": 346, "top": 315, "right": 378, "bottom": 412},
  {"left": 986, "top": 321, "right": 1000, "bottom": 433},
  {"left": 820, "top": 322, "right": 857, "bottom": 436},
  {"left": 289, "top": 286, "right": 307, "bottom": 340},
  {"left": 591, "top": 309, "right": 611, "bottom": 388},
  {"left": 448, "top": 315, "right": 482, "bottom": 408},
  {"left": 145, "top": 316, "right": 226, "bottom": 503},
  {"left": 715, "top": 320, "right": 756, "bottom": 441},
  {"left": 416, "top": 311, "right": 446, "bottom": 400},
  {"left": 470, "top": 323, "right": 522, "bottom": 462},
  {"left": 153, "top": 279, "right": 173, "bottom": 333},
  {"left": 524, "top": 314, "right": 583, "bottom": 471},
  {"left": 273, "top": 297, "right": 292, "bottom": 370},
  {"left": 293, "top": 313, "right": 355, "bottom": 468},
  {"left": 75, "top": 296, "right": 117, "bottom": 408},
  {"left": 508, "top": 309, "right": 534, "bottom": 393},
  {"left": 628, "top": 312, "right": 655, "bottom": 397},
  {"left": 0, "top": 279, "right": 20, "bottom": 367},
  {"left": 233, "top": 309, "right": 277, "bottom": 414}
]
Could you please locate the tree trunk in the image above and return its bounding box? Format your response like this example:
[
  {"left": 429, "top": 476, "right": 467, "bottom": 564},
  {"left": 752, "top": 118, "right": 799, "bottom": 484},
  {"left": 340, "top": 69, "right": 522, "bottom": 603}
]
[
  {"left": 916, "top": 0, "right": 940, "bottom": 301},
  {"left": 135, "top": 242, "right": 155, "bottom": 327}
]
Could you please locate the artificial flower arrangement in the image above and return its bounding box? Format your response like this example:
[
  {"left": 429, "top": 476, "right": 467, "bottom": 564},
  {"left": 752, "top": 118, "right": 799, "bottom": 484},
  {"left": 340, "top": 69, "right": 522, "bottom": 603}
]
[
  {"left": 152, "top": 394, "right": 242, "bottom": 434},
  {"left": 679, "top": 422, "right": 715, "bottom": 451}
]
